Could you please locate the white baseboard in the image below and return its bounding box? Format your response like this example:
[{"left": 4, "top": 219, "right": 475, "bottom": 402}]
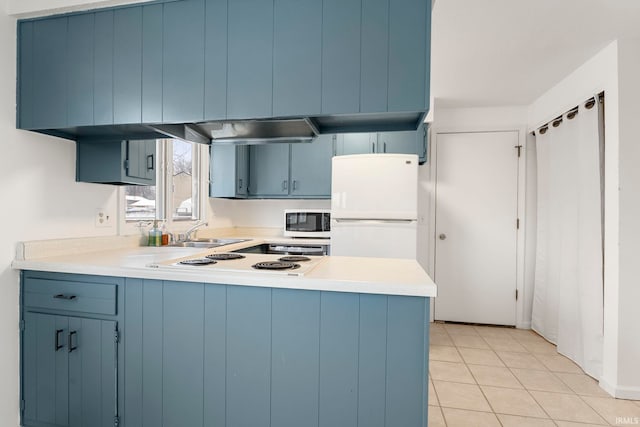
[
  {"left": 599, "top": 377, "right": 640, "bottom": 400},
  {"left": 516, "top": 321, "right": 531, "bottom": 329}
]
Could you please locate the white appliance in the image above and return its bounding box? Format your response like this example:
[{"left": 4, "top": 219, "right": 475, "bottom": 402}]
[
  {"left": 283, "top": 209, "right": 331, "bottom": 238},
  {"left": 331, "top": 154, "right": 418, "bottom": 259}
]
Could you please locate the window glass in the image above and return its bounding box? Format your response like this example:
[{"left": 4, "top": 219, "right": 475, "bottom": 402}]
[
  {"left": 172, "top": 139, "right": 196, "bottom": 220},
  {"left": 125, "top": 185, "right": 156, "bottom": 221}
]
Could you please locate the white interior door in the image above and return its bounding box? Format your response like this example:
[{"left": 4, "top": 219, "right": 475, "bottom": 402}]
[{"left": 435, "top": 131, "right": 519, "bottom": 325}]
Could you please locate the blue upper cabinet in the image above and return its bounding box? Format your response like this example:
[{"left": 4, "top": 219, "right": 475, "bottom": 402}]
[
  {"left": 388, "top": 0, "right": 431, "bottom": 111},
  {"left": 273, "top": 0, "right": 322, "bottom": 117},
  {"left": 163, "top": 0, "right": 205, "bottom": 123},
  {"left": 335, "top": 123, "right": 428, "bottom": 163},
  {"left": 33, "top": 17, "right": 67, "bottom": 129},
  {"left": 290, "top": 135, "right": 334, "bottom": 198},
  {"left": 113, "top": 7, "right": 143, "bottom": 124},
  {"left": 16, "top": 0, "right": 431, "bottom": 139},
  {"left": 93, "top": 11, "right": 114, "bottom": 126},
  {"left": 142, "top": 4, "right": 164, "bottom": 123},
  {"left": 204, "top": 0, "right": 228, "bottom": 121},
  {"left": 322, "top": 0, "right": 361, "bottom": 114},
  {"left": 227, "top": 0, "right": 273, "bottom": 119},
  {"left": 67, "top": 14, "right": 94, "bottom": 127}
]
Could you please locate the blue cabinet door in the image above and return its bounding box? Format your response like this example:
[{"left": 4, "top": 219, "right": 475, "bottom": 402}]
[
  {"left": 290, "top": 136, "right": 334, "bottom": 198},
  {"left": 204, "top": 0, "right": 228, "bottom": 121},
  {"left": 248, "top": 144, "right": 290, "bottom": 197},
  {"left": 361, "top": 0, "right": 389, "bottom": 113},
  {"left": 142, "top": 4, "right": 163, "bottom": 123},
  {"left": 32, "top": 17, "right": 67, "bottom": 129},
  {"left": 322, "top": 0, "right": 361, "bottom": 114},
  {"left": 228, "top": 0, "right": 273, "bottom": 119},
  {"left": 67, "top": 14, "right": 94, "bottom": 127},
  {"left": 388, "top": 0, "right": 431, "bottom": 111},
  {"left": 22, "top": 312, "right": 69, "bottom": 426},
  {"left": 126, "top": 140, "right": 156, "bottom": 182},
  {"left": 378, "top": 123, "right": 428, "bottom": 161},
  {"left": 273, "top": 0, "right": 322, "bottom": 116},
  {"left": 113, "top": 7, "right": 142, "bottom": 124},
  {"left": 68, "top": 318, "right": 117, "bottom": 427},
  {"left": 335, "top": 133, "right": 376, "bottom": 156},
  {"left": 94, "top": 11, "right": 114, "bottom": 126},
  {"left": 163, "top": 0, "right": 205, "bottom": 123},
  {"left": 209, "top": 144, "right": 249, "bottom": 198}
]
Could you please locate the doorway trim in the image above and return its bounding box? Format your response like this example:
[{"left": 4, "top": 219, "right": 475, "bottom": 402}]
[{"left": 427, "top": 125, "right": 531, "bottom": 328}]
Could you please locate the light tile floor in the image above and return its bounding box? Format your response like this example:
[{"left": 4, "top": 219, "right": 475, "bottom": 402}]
[{"left": 428, "top": 323, "right": 640, "bottom": 426}]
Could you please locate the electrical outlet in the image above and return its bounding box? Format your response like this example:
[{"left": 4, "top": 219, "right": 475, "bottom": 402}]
[{"left": 95, "top": 209, "right": 113, "bottom": 228}]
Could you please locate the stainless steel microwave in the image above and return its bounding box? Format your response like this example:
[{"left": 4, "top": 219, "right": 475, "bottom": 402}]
[{"left": 284, "top": 209, "right": 331, "bottom": 238}]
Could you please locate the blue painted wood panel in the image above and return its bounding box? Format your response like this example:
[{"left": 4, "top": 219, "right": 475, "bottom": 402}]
[
  {"left": 142, "top": 280, "right": 163, "bottom": 427},
  {"left": 67, "top": 13, "right": 94, "bottom": 127},
  {"left": 94, "top": 11, "right": 114, "bottom": 126},
  {"left": 226, "top": 286, "right": 272, "bottom": 427},
  {"left": 163, "top": 281, "right": 205, "bottom": 427},
  {"left": 18, "top": 21, "right": 34, "bottom": 129},
  {"left": 361, "top": 0, "right": 389, "bottom": 113},
  {"left": 388, "top": 0, "right": 430, "bottom": 111},
  {"left": 358, "top": 294, "right": 387, "bottom": 427},
  {"left": 319, "top": 292, "right": 359, "bottom": 427},
  {"left": 113, "top": 7, "right": 142, "bottom": 124},
  {"left": 22, "top": 313, "right": 69, "bottom": 426},
  {"left": 68, "top": 317, "right": 117, "bottom": 427},
  {"left": 271, "top": 289, "right": 320, "bottom": 427},
  {"left": 123, "top": 278, "right": 143, "bottom": 427},
  {"left": 227, "top": 0, "right": 273, "bottom": 119},
  {"left": 273, "top": 0, "right": 322, "bottom": 116},
  {"left": 204, "top": 0, "right": 228, "bottom": 120},
  {"left": 386, "top": 296, "right": 429, "bottom": 426},
  {"left": 142, "top": 4, "right": 163, "bottom": 123},
  {"left": 33, "top": 17, "right": 67, "bottom": 129},
  {"left": 248, "top": 143, "right": 290, "bottom": 196},
  {"left": 163, "top": 0, "right": 205, "bottom": 123},
  {"left": 335, "top": 133, "right": 376, "bottom": 156},
  {"left": 290, "top": 135, "right": 334, "bottom": 197},
  {"left": 322, "top": 0, "right": 361, "bottom": 114},
  {"left": 203, "top": 284, "right": 226, "bottom": 426}
]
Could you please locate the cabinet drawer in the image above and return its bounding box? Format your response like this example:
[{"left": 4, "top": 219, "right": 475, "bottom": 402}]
[{"left": 24, "top": 278, "right": 116, "bottom": 315}]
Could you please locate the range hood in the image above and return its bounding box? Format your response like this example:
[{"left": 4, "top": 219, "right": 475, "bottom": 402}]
[{"left": 151, "top": 118, "right": 319, "bottom": 145}]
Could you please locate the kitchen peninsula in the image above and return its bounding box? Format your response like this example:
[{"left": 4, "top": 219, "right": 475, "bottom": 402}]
[{"left": 14, "top": 237, "right": 436, "bottom": 427}]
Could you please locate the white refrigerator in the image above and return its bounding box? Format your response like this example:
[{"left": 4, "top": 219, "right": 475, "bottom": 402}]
[{"left": 330, "top": 153, "right": 418, "bottom": 259}]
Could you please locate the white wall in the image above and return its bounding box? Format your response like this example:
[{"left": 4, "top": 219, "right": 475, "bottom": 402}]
[{"left": 0, "top": 4, "right": 119, "bottom": 425}]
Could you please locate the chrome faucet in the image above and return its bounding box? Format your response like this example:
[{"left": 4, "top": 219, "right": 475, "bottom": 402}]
[{"left": 182, "top": 221, "right": 209, "bottom": 241}]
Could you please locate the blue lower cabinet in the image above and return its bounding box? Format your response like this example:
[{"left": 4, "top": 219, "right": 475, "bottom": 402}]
[
  {"left": 122, "top": 278, "right": 430, "bottom": 427},
  {"left": 21, "top": 272, "right": 121, "bottom": 427}
]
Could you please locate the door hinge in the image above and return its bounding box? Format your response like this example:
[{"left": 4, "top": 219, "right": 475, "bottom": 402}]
[
  {"left": 19, "top": 320, "right": 25, "bottom": 332},
  {"left": 516, "top": 289, "right": 519, "bottom": 300},
  {"left": 516, "top": 218, "right": 520, "bottom": 229},
  {"left": 515, "top": 145, "right": 522, "bottom": 157},
  {"left": 114, "top": 415, "right": 120, "bottom": 427},
  {"left": 123, "top": 159, "right": 129, "bottom": 171},
  {"left": 114, "top": 330, "right": 120, "bottom": 344},
  {"left": 20, "top": 399, "right": 25, "bottom": 413}
]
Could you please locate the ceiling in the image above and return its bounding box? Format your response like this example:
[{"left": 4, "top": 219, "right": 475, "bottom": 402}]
[{"left": 431, "top": 0, "right": 640, "bottom": 108}]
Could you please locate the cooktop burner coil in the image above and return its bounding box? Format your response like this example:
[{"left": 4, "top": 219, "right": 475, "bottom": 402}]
[
  {"left": 179, "top": 258, "right": 217, "bottom": 266},
  {"left": 278, "top": 256, "right": 311, "bottom": 262},
  {"left": 205, "top": 253, "right": 246, "bottom": 261},
  {"left": 252, "top": 261, "right": 301, "bottom": 270}
]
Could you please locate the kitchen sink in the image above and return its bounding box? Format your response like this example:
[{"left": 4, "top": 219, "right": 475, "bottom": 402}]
[{"left": 169, "top": 238, "right": 250, "bottom": 248}]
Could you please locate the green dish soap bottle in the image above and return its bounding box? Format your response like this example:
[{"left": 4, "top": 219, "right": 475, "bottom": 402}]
[{"left": 148, "top": 220, "right": 161, "bottom": 247}]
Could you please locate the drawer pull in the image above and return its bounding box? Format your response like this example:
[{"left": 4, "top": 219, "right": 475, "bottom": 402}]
[
  {"left": 68, "top": 331, "right": 78, "bottom": 353},
  {"left": 55, "top": 329, "right": 64, "bottom": 351},
  {"left": 54, "top": 294, "right": 77, "bottom": 300}
]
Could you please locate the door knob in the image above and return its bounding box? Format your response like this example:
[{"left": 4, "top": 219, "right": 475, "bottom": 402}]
[{"left": 439, "top": 233, "right": 447, "bottom": 240}]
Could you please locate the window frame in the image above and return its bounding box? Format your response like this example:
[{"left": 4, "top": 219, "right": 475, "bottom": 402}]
[{"left": 119, "top": 139, "right": 209, "bottom": 236}]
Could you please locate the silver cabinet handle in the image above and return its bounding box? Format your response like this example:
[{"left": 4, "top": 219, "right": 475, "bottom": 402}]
[
  {"left": 238, "top": 178, "right": 243, "bottom": 189},
  {"left": 282, "top": 180, "right": 288, "bottom": 191},
  {"left": 293, "top": 180, "right": 298, "bottom": 191},
  {"left": 372, "top": 142, "right": 375, "bottom": 153},
  {"left": 383, "top": 142, "right": 387, "bottom": 153},
  {"left": 439, "top": 233, "right": 447, "bottom": 240},
  {"left": 147, "top": 154, "right": 154, "bottom": 170}
]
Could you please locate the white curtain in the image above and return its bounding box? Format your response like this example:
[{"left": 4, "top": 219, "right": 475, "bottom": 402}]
[{"left": 532, "top": 97, "right": 604, "bottom": 379}]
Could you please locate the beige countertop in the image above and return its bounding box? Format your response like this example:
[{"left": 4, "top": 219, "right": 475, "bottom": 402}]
[{"left": 12, "top": 233, "right": 436, "bottom": 298}]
